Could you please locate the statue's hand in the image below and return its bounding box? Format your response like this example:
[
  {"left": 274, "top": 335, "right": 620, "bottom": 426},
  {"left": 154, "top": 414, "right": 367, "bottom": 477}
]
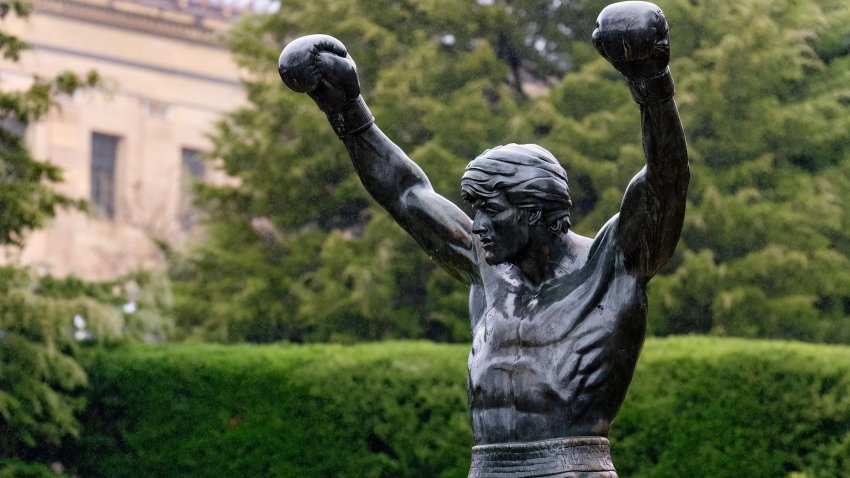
[
  {"left": 278, "top": 34, "right": 361, "bottom": 113},
  {"left": 592, "top": 1, "right": 669, "bottom": 79}
]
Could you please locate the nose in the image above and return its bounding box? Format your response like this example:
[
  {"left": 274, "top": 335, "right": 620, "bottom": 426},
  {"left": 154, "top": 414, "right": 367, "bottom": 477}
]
[{"left": 472, "top": 210, "right": 488, "bottom": 235}]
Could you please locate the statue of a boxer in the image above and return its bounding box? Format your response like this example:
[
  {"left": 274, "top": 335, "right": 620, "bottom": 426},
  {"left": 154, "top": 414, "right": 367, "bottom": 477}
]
[{"left": 279, "top": 2, "right": 688, "bottom": 476}]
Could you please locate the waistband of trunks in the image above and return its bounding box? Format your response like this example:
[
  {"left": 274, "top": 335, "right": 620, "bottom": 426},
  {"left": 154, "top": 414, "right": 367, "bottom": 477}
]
[{"left": 469, "top": 436, "right": 616, "bottom": 478}]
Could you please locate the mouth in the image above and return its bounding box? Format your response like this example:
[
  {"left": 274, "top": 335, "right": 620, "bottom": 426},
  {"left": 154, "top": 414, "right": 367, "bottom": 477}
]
[{"left": 479, "top": 237, "right": 494, "bottom": 249}]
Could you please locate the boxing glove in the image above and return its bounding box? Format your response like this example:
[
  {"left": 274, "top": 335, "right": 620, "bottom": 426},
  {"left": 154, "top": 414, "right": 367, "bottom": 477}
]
[
  {"left": 279, "top": 34, "right": 374, "bottom": 138},
  {"left": 592, "top": 1, "right": 674, "bottom": 104}
]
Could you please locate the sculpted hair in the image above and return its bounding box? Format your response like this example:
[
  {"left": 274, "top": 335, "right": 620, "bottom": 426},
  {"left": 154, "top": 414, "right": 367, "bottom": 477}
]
[{"left": 460, "top": 143, "right": 573, "bottom": 233}]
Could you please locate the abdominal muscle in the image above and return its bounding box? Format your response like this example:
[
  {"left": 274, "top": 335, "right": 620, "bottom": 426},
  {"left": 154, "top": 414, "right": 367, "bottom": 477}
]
[
  {"left": 468, "top": 349, "right": 614, "bottom": 445},
  {"left": 466, "top": 291, "right": 642, "bottom": 446}
]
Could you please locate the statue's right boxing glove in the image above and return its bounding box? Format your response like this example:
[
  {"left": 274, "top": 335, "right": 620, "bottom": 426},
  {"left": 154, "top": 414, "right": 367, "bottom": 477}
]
[{"left": 279, "top": 34, "right": 374, "bottom": 138}]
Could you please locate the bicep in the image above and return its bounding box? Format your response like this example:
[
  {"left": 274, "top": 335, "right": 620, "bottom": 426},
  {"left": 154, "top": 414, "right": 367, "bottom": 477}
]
[
  {"left": 618, "top": 167, "right": 687, "bottom": 278},
  {"left": 343, "top": 127, "right": 479, "bottom": 282},
  {"left": 392, "top": 185, "right": 480, "bottom": 284}
]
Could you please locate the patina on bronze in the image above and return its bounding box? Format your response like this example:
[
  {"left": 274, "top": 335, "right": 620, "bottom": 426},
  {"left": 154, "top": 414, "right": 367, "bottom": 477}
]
[{"left": 279, "top": 2, "right": 688, "bottom": 476}]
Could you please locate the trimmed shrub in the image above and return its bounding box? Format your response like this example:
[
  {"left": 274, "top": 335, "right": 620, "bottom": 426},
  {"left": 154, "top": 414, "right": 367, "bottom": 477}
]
[
  {"left": 75, "top": 342, "right": 471, "bottom": 477},
  {"left": 73, "top": 337, "right": 850, "bottom": 477},
  {"left": 614, "top": 337, "right": 850, "bottom": 477}
]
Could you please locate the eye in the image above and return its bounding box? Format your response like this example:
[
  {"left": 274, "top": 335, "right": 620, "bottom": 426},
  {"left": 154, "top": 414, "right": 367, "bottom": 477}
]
[{"left": 482, "top": 203, "right": 503, "bottom": 215}]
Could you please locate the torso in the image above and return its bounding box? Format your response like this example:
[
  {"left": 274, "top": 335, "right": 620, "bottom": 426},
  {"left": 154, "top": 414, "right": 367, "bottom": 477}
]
[{"left": 467, "top": 218, "right": 647, "bottom": 445}]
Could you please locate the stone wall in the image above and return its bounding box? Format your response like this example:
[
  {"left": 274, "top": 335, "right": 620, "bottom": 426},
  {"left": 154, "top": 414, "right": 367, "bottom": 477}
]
[{"left": 0, "top": 0, "right": 245, "bottom": 279}]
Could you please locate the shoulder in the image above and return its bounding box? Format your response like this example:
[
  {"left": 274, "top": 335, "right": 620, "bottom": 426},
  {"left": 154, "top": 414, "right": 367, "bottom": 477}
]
[
  {"left": 566, "top": 231, "right": 594, "bottom": 271},
  {"left": 573, "top": 214, "right": 624, "bottom": 277},
  {"left": 588, "top": 214, "right": 621, "bottom": 257}
]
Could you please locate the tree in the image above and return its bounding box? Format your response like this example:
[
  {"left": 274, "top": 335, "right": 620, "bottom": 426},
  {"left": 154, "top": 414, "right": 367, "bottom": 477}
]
[
  {"left": 526, "top": 0, "right": 850, "bottom": 342},
  {"left": 0, "top": 0, "right": 103, "bottom": 472},
  {"left": 0, "top": 1, "right": 99, "bottom": 245},
  {"left": 175, "top": 0, "right": 850, "bottom": 345},
  {"left": 171, "top": 0, "right": 551, "bottom": 342}
]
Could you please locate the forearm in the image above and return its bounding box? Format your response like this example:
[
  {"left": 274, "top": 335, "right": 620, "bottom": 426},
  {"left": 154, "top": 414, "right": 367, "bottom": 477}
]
[
  {"left": 317, "top": 90, "right": 434, "bottom": 210},
  {"left": 634, "top": 71, "right": 689, "bottom": 193},
  {"left": 341, "top": 124, "right": 434, "bottom": 210}
]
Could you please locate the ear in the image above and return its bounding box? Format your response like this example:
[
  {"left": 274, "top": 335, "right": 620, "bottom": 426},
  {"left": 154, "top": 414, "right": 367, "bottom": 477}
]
[{"left": 528, "top": 210, "right": 543, "bottom": 226}]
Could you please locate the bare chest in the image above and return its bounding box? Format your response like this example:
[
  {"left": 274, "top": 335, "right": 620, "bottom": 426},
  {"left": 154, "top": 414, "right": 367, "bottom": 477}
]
[{"left": 467, "top": 272, "right": 645, "bottom": 412}]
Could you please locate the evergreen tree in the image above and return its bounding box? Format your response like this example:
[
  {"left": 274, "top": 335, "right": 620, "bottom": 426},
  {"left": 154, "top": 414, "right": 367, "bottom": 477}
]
[
  {"left": 0, "top": 1, "right": 99, "bottom": 245},
  {"left": 520, "top": 0, "right": 850, "bottom": 342},
  {"left": 171, "top": 0, "right": 550, "bottom": 342},
  {"left": 0, "top": 0, "right": 103, "bottom": 472},
  {"left": 174, "top": 0, "right": 850, "bottom": 344}
]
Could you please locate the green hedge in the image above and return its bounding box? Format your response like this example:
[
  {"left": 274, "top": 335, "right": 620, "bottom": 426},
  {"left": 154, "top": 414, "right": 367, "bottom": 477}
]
[
  {"left": 71, "top": 337, "right": 850, "bottom": 477},
  {"left": 74, "top": 342, "right": 472, "bottom": 477}
]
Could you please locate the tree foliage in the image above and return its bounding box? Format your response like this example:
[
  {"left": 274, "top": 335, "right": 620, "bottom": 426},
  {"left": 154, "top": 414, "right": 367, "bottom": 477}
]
[
  {"left": 644, "top": 0, "right": 850, "bottom": 342},
  {"left": 0, "top": 267, "right": 175, "bottom": 473},
  {"left": 173, "top": 0, "right": 850, "bottom": 344},
  {"left": 0, "top": 1, "right": 106, "bottom": 472},
  {"left": 0, "top": 1, "right": 99, "bottom": 246},
  {"left": 0, "top": 278, "right": 121, "bottom": 459},
  {"left": 171, "top": 0, "right": 538, "bottom": 342}
]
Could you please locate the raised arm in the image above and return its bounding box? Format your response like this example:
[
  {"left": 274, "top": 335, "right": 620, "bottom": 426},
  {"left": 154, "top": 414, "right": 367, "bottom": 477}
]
[
  {"left": 279, "top": 35, "right": 479, "bottom": 283},
  {"left": 592, "top": 2, "right": 689, "bottom": 279}
]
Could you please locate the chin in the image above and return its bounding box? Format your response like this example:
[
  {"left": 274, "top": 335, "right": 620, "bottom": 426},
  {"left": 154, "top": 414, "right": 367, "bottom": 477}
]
[{"left": 484, "top": 251, "right": 510, "bottom": 266}]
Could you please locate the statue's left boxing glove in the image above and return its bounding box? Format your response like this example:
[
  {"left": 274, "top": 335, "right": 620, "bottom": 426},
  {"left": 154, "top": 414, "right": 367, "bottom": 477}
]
[
  {"left": 592, "top": 1, "right": 674, "bottom": 104},
  {"left": 279, "top": 34, "right": 374, "bottom": 138}
]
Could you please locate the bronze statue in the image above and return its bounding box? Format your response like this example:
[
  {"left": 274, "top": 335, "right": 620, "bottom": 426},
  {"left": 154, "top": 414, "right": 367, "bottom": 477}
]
[{"left": 279, "top": 1, "right": 688, "bottom": 476}]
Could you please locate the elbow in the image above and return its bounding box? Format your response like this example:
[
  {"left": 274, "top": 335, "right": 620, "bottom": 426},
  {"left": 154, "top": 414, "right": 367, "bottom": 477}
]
[{"left": 386, "top": 184, "right": 429, "bottom": 218}]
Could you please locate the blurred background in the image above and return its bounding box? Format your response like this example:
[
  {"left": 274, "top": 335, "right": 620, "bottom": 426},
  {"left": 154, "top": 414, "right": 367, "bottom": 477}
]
[{"left": 2, "top": 0, "right": 850, "bottom": 476}]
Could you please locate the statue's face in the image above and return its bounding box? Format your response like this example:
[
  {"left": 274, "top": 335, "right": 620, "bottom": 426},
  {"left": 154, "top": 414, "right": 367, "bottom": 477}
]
[{"left": 471, "top": 191, "right": 531, "bottom": 265}]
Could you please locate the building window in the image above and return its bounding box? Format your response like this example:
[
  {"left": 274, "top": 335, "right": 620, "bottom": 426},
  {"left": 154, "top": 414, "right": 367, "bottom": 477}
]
[
  {"left": 91, "top": 132, "right": 120, "bottom": 219},
  {"left": 180, "top": 147, "right": 205, "bottom": 230}
]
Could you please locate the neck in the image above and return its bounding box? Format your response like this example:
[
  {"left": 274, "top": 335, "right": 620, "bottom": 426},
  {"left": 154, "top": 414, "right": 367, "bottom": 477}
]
[{"left": 514, "top": 229, "right": 575, "bottom": 286}]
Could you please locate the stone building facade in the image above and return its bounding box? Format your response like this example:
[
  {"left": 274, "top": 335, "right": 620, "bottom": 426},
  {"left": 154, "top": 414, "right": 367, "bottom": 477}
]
[{"left": 0, "top": 0, "right": 245, "bottom": 279}]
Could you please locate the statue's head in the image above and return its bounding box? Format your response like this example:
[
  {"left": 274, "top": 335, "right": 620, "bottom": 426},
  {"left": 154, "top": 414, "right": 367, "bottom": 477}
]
[{"left": 461, "top": 143, "right": 573, "bottom": 265}]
